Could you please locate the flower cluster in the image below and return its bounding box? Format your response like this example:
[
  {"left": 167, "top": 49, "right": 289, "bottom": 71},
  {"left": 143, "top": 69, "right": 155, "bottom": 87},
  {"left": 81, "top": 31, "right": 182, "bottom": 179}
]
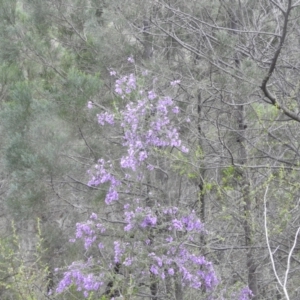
[
  {"left": 69, "top": 214, "right": 106, "bottom": 250},
  {"left": 115, "top": 73, "right": 136, "bottom": 96},
  {"left": 164, "top": 209, "right": 204, "bottom": 232},
  {"left": 56, "top": 63, "right": 220, "bottom": 299},
  {"left": 87, "top": 101, "right": 93, "bottom": 109},
  {"left": 114, "top": 240, "right": 126, "bottom": 263},
  {"left": 119, "top": 90, "right": 188, "bottom": 171},
  {"left": 237, "top": 287, "right": 254, "bottom": 300},
  {"left": 124, "top": 205, "right": 157, "bottom": 231},
  {"left": 87, "top": 159, "right": 120, "bottom": 204},
  {"left": 146, "top": 247, "right": 218, "bottom": 290},
  {"left": 97, "top": 111, "right": 114, "bottom": 125},
  {"left": 56, "top": 259, "right": 104, "bottom": 298},
  {"left": 89, "top": 70, "right": 188, "bottom": 177}
]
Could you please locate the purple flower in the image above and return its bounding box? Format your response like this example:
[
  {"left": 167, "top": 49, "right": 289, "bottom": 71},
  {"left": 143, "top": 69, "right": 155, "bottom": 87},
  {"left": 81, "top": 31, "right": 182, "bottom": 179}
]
[
  {"left": 87, "top": 101, "right": 93, "bottom": 109},
  {"left": 97, "top": 112, "right": 114, "bottom": 125},
  {"left": 56, "top": 271, "right": 72, "bottom": 293},
  {"left": 114, "top": 241, "right": 124, "bottom": 263},
  {"left": 168, "top": 268, "right": 174, "bottom": 275},
  {"left": 96, "top": 223, "right": 106, "bottom": 233},
  {"left": 138, "top": 150, "right": 148, "bottom": 161},
  {"left": 115, "top": 86, "right": 123, "bottom": 95},
  {"left": 135, "top": 207, "right": 143, "bottom": 213},
  {"left": 90, "top": 213, "right": 98, "bottom": 220},
  {"left": 172, "top": 106, "right": 180, "bottom": 114},
  {"left": 124, "top": 210, "right": 135, "bottom": 231},
  {"left": 172, "top": 219, "right": 183, "bottom": 230},
  {"left": 154, "top": 255, "right": 163, "bottom": 267},
  {"left": 56, "top": 268, "right": 103, "bottom": 297},
  {"left": 75, "top": 223, "right": 93, "bottom": 238},
  {"left": 148, "top": 90, "right": 157, "bottom": 100},
  {"left": 84, "top": 236, "right": 96, "bottom": 250},
  {"left": 121, "top": 152, "right": 137, "bottom": 171},
  {"left": 238, "top": 287, "right": 253, "bottom": 300},
  {"left": 204, "top": 271, "right": 219, "bottom": 289},
  {"left": 127, "top": 73, "right": 136, "bottom": 89},
  {"left": 128, "top": 56, "right": 134, "bottom": 63},
  {"left": 124, "top": 224, "right": 133, "bottom": 231},
  {"left": 141, "top": 215, "right": 157, "bottom": 228},
  {"left": 181, "top": 215, "right": 203, "bottom": 232},
  {"left": 166, "top": 236, "right": 173, "bottom": 243},
  {"left": 163, "top": 207, "right": 178, "bottom": 215},
  {"left": 181, "top": 145, "right": 189, "bottom": 153},
  {"left": 123, "top": 257, "right": 133, "bottom": 266},
  {"left": 105, "top": 187, "right": 119, "bottom": 204},
  {"left": 150, "top": 265, "right": 159, "bottom": 275},
  {"left": 88, "top": 160, "right": 121, "bottom": 204}
]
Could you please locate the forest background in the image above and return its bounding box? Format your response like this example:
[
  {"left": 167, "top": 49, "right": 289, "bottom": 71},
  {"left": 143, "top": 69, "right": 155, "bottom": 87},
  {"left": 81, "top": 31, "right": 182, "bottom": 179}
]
[{"left": 0, "top": 0, "right": 300, "bottom": 299}]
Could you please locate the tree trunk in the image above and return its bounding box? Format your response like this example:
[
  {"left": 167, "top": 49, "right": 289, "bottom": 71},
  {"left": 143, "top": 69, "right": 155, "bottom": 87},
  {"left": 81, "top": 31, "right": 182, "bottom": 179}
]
[{"left": 231, "top": 3, "right": 259, "bottom": 298}]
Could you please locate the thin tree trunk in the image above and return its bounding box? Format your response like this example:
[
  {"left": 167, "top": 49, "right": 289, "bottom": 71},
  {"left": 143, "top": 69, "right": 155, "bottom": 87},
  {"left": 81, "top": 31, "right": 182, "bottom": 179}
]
[
  {"left": 236, "top": 104, "right": 258, "bottom": 299},
  {"left": 142, "top": 19, "right": 153, "bottom": 60},
  {"left": 174, "top": 265, "right": 183, "bottom": 300},
  {"left": 231, "top": 3, "right": 259, "bottom": 298},
  {"left": 197, "top": 91, "right": 205, "bottom": 225}
]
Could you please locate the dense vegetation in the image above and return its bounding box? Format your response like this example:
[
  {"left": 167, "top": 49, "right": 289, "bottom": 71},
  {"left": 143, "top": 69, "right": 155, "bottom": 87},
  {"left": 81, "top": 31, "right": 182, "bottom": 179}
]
[{"left": 0, "top": 0, "right": 300, "bottom": 299}]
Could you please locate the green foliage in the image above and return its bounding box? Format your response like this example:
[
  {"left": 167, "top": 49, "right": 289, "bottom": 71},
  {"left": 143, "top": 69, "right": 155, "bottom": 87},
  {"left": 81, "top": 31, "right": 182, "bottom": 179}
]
[
  {"left": 221, "top": 165, "right": 237, "bottom": 190},
  {"left": 172, "top": 150, "right": 191, "bottom": 176},
  {"left": 2, "top": 82, "right": 32, "bottom": 131},
  {"left": 171, "top": 146, "right": 203, "bottom": 178},
  {"left": 0, "top": 220, "right": 50, "bottom": 300},
  {"left": 57, "top": 68, "right": 101, "bottom": 121},
  {"left": 0, "top": 63, "right": 23, "bottom": 84},
  {"left": 251, "top": 102, "right": 279, "bottom": 122}
]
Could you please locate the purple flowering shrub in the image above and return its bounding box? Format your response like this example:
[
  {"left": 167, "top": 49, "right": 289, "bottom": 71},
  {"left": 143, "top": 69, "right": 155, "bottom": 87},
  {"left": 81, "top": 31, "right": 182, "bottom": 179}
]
[
  {"left": 237, "top": 287, "right": 254, "bottom": 300},
  {"left": 55, "top": 62, "right": 252, "bottom": 299},
  {"left": 56, "top": 210, "right": 217, "bottom": 298}
]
